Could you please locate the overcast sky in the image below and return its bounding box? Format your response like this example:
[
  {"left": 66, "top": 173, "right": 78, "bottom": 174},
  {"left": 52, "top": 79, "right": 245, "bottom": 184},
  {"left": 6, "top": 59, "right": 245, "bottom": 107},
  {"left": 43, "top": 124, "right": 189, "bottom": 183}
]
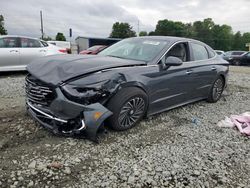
[{"left": 1, "top": 0, "right": 250, "bottom": 40}]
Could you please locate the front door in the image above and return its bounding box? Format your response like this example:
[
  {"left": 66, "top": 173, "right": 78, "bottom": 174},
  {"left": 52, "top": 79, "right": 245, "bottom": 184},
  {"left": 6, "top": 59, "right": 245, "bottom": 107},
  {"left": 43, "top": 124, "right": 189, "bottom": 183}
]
[
  {"left": 19, "top": 37, "right": 47, "bottom": 66},
  {"left": 147, "top": 42, "right": 194, "bottom": 115}
]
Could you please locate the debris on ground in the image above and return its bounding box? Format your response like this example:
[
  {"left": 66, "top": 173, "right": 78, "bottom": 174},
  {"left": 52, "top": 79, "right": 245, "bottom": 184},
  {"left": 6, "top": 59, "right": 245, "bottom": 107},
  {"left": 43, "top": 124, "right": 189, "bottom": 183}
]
[
  {"left": 0, "top": 67, "right": 250, "bottom": 187},
  {"left": 218, "top": 112, "right": 250, "bottom": 136}
]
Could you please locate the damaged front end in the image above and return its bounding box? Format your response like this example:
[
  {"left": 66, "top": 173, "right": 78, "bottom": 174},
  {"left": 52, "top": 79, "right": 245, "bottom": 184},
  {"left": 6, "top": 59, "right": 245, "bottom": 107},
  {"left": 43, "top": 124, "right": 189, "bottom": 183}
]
[{"left": 25, "top": 72, "right": 126, "bottom": 142}]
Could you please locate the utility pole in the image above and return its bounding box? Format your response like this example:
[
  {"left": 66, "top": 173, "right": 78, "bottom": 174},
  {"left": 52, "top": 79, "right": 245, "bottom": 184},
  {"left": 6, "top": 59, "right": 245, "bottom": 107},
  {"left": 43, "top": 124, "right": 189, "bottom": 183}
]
[
  {"left": 69, "top": 28, "right": 72, "bottom": 54},
  {"left": 137, "top": 20, "right": 140, "bottom": 36},
  {"left": 40, "top": 10, "right": 44, "bottom": 39}
]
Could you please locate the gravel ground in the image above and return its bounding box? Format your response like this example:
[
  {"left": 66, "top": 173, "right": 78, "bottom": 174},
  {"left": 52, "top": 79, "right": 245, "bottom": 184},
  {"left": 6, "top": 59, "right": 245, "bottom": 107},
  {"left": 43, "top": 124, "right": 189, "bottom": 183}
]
[{"left": 0, "top": 66, "right": 250, "bottom": 188}]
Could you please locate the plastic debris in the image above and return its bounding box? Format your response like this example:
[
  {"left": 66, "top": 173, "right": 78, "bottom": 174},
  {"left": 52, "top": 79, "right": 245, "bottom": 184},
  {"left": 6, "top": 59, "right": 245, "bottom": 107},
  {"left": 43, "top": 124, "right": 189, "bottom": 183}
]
[
  {"left": 191, "top": 118, "right": 201, "bottom": 125},
  {"left": 217, "top": 112, "right": 250, "bottom": 136}
]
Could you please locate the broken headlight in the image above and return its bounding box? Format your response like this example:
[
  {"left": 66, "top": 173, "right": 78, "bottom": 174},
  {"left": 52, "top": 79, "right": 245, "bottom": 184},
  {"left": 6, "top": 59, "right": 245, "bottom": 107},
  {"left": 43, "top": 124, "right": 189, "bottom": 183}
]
[{"left": 61, "top": 80, "right": 109, "bottom": 105}]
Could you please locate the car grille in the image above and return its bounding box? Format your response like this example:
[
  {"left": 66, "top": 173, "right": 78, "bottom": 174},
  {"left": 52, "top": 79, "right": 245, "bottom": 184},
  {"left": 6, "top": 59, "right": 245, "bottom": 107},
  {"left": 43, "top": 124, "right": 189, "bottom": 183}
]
[{"left": 25, "top": 75, "right": 56, "bottom": 106}]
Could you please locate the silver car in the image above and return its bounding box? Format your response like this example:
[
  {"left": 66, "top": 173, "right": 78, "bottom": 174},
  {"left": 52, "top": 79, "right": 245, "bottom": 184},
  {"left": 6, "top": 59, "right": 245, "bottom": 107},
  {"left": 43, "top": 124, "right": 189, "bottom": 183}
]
[{"left": 0, "top": 35, "right": 65, "bottom": 71}]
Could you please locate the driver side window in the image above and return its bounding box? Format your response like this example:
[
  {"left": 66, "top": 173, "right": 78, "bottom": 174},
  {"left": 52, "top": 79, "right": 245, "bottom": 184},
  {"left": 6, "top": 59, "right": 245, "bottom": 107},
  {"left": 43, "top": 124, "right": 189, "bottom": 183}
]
[{"left": 165, "top": 43, "right": 190, "bottom": 62}]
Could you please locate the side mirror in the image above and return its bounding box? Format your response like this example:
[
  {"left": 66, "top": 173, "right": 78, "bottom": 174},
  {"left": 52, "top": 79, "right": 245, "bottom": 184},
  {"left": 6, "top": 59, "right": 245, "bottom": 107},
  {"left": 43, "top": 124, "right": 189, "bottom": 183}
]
[
  {"left": 165, "top": 56, "right": 183, "bottom": 66},
  {"left": 160, "top": 56, "right": 183, "bottom": 71}
]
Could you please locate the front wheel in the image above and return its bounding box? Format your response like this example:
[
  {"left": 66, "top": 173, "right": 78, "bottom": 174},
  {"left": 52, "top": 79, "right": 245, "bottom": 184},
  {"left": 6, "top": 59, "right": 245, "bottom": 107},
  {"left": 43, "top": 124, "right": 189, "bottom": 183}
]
[
  {"left": 207, "top": 76, "right": 225, "bottom": 103},
  {"left": 106, "top": 87, "right": 148, "bottom": 131}
]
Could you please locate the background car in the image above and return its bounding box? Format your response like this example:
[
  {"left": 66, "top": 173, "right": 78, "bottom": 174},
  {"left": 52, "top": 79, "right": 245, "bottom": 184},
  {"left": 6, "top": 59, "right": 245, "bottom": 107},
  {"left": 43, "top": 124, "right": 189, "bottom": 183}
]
[
  {"left": 79, "top": 45, "right": 107, "bottom": 55},
  {"left": 47, "top": 40, "right": 71, "bottom": 54},
  {"left": 229, "top": 51, "right": 250, "bottom": 66},
  {"left": 0, "top": 35, "right": 66, "bottom": 71},
  {"left": 215, "top": 50, "right": 225, "bottom": 57},
  {"left": 26, "top": 36, "right": 229, "bottom": 141},
  {"left": 223, "top": 51, "right": 247, "bottom": 63}
]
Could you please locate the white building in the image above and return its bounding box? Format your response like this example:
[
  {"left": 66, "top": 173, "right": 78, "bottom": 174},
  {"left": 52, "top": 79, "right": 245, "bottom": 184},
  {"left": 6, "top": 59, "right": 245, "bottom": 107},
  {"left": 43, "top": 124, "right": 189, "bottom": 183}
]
[{"left": 75, "top": 36, "right": 121, "bottom": 53}]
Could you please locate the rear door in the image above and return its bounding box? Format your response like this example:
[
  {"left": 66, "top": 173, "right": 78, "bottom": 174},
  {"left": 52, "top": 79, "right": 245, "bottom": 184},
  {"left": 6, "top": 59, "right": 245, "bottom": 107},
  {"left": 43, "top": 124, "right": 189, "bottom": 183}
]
[
  {"left": 186, "top": 42, "right": 217, "bottom": 99},
  {"left": 0, "top": 37, "right": 20, "bottom": 69},
  {"left": 19, "top": 37, "right": 47, "bottom": 66}
]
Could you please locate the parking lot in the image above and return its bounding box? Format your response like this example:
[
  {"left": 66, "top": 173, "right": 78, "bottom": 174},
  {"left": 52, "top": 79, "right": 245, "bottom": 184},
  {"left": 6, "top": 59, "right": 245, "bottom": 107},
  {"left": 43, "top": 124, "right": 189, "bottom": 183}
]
[{"left": 0, "top": 66, "right": 250, "bottom": 187}]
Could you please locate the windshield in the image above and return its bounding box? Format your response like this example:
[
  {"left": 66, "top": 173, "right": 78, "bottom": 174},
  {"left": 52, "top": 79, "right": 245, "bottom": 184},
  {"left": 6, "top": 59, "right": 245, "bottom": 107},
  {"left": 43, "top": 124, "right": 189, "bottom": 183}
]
[{"left": 99, "top": 38, "right": 167, "bottom": 62}]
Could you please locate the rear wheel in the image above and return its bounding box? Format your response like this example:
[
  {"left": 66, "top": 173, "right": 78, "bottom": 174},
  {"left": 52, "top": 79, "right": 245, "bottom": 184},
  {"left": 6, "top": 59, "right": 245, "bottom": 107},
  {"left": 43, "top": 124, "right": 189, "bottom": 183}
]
[
  {"left": 106, "top": 87, "right": 148, "bottom": 131},
  {"left": 207, "top": 76, "right": 224, "bottom": 103},
  {"left": 234, "top": 60, "right": 241, "bottom": 66}
]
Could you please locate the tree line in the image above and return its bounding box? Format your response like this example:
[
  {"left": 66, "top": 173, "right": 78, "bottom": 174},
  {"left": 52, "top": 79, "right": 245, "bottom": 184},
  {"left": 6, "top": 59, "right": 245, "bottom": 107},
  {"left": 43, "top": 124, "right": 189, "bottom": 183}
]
[
  {"left": 1, "top": 14, "right": 249, "bottom": 50},
  {"left": 110, "top": 18, "right": 250, "bottom": 51}
]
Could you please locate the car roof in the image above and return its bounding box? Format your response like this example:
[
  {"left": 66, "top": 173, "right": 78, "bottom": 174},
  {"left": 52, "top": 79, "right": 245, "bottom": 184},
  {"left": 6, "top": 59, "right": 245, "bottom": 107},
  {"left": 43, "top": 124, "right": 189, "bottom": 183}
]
[
  {"left": 0, "top": 35, "right": 40, "bottom": 41},
  {"left": 47, "top": 41, "right": 70, "bottom": 44},
  {"left": 226, "top": 50, "right": 246, "bottom": 53},
  {"left": 133, "top": 36, "right": 202, "bottom": 43},
  {"left": 89, "top": 45, "right": 107, "bottom": 47}
]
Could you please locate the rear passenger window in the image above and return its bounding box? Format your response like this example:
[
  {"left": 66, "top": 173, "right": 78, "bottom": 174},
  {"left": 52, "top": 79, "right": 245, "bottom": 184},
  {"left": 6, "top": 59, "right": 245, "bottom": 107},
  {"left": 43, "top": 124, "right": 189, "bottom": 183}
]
[
  {"left": 191, "top": 43, "right": 208, "bottom": 61},
  {"left": 207, "top": 47, "right": 216, "bottom": 58},
  {"left": 0, "top": 37, "right": 19, "bottom": 48},
  {"left": 21, "top": 38, "right": 42, "bottom": 48}
]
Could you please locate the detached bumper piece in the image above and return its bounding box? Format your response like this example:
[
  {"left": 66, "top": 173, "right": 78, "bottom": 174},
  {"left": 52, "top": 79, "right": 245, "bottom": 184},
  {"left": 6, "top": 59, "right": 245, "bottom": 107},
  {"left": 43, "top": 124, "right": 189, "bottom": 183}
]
[{"left": 27, "top": 102, "right": 112, "bottom": 142}]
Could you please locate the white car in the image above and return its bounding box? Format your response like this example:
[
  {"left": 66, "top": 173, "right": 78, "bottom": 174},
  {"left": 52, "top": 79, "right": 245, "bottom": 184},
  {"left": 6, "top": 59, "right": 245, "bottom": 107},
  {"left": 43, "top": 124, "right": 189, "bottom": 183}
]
[
  {"left": 47, "top": 40, "right": 71, "bottom": 53},
  {"left": 0, "top": 35, "right": 66, "bottom": 72},
  {"left": 215, "top": 50, "right": 225, "bottom": 57}
]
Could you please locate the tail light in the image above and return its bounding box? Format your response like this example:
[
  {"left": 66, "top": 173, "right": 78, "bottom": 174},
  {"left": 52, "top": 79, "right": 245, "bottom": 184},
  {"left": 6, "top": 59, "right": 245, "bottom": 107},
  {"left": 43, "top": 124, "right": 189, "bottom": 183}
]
[{"left": 59, "top": 49, "right": 67, "bottom": 53}]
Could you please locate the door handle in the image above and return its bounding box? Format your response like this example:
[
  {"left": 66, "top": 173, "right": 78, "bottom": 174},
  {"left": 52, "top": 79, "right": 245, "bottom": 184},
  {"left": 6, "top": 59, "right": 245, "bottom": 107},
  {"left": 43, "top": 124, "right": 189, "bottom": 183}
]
[
  {"left": 186, "top": 70, "right": 193, "bottom": 75},
  {"left": 10, "top": 50, "right": 18, "bottom": 53},
  {"left": 39, "top": 50, "right": 47, "bottom": 52},
  {"left": 211, "top": 67, "right": 216, "bottom": 71}
]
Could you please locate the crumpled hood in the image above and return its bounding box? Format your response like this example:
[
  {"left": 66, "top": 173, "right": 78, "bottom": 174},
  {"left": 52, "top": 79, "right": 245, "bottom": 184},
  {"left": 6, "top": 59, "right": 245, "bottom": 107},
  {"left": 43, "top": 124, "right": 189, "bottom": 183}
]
[{"left": 27, "top": 54, "right": 146, "bottom": 85}]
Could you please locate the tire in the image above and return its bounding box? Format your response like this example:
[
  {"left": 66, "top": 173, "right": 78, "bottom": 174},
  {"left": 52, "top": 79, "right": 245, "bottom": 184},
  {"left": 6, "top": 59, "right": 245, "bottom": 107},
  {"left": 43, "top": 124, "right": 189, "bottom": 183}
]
[
  {"left": 234, "top": 60, "right": 241, "bottom": 66},
  {"left": 106, "top": 87, "right": 148, "bottom": 131},
  {"left": 207, "top": 76, "right": 225, "bottom": 103}
]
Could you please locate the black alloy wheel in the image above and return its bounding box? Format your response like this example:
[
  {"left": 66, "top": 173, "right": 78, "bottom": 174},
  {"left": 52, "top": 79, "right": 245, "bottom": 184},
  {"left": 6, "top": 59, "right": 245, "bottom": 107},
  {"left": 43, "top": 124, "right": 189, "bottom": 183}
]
[
  {"left": 106, "top": 87, "right": 148, "bottom": 131},
  {"left": 212, "top": 78, "right": 224, "bottom": 101},
  {"left": 207, "top": 76, "right": 224, "bottom": 103},
  {"left": 118, "top": 97, "right": 145, "bottom": 129}
]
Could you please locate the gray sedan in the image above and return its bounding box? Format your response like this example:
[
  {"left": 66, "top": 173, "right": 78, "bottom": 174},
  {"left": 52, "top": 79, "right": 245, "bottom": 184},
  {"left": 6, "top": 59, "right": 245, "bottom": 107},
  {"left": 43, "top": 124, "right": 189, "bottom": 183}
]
[
  {"left": 25, "top": 36, "right": 229, "bottom": 141},
  {"left": 0, "top": 35, "right": 65, "bottom": 71}
]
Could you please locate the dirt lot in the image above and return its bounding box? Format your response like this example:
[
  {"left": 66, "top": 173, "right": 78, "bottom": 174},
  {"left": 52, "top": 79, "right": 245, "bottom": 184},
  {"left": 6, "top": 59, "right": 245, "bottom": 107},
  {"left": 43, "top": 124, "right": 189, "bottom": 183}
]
[{"left": 0, "top": 66, "right": 250, "bottom": 188}]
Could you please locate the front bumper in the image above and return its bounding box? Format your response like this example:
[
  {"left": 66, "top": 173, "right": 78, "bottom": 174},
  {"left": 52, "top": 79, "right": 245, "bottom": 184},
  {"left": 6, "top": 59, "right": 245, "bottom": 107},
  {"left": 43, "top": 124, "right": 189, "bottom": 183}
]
[{"left": 26, "top": 88, "right": 113, "bottom": 142}]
